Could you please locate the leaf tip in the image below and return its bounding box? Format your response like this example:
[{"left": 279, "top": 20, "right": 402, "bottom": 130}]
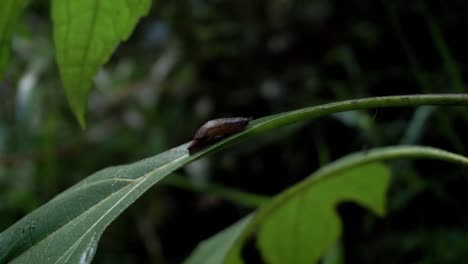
[
  {"left": 63, "top": 81, "right": 88, "bottom": 129},
  {"left": 77, "top": 113, "right": 87, "bottom": 129},
  {"left": 70, "top": 102, "right": 87, "bottom": 129}
]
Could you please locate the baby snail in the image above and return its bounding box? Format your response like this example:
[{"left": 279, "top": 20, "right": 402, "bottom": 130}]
[{"left": 188, "top": 117, "right": 252, "bottom": 155}]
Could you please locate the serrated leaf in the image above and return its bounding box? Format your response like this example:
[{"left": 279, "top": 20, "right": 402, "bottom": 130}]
[
  {"left": 0, "top": 0, "right": 27, "bottom": 80},
  {"left": 257, "top": 162, "right": 390, "bottom": 264},
  {"left": 52, "top": 0, "right": 151, "bottom": 127}
]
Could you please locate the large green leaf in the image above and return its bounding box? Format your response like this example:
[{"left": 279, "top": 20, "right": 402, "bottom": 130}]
[
  {"left": 0, "top": 0, "right": 27, "bottom": 80},
  {"left": 1, "top": 94, "right": 468, "bottom": 263},
  {"left": 0, "top": 144, "right": 191, "bottom": 263},
  {"left": 52, "top": 0, "right": 151, "bottom": 127},
  {"left": 187, "top": 147, "right": 468, "bottom": 264},
  {"left": 185, "top": 160, "right": 390, "bottom": 264},
  {"left": 257, "top": 162, "right": 390, "bottom": 264}
]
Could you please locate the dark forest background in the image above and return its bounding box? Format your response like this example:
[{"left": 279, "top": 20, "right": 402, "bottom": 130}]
[{"left": 1, "top": 0, "right": 468, "bottom": 263}]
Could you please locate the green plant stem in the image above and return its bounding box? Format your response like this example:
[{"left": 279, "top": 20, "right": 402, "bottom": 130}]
[{"left": 250, "top": 94, "right": 468, "bottom": 134}]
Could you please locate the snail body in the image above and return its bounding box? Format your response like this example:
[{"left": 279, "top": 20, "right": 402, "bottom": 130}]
[{"left": 188, "top": 117, "right": 252, "bottom": 155}]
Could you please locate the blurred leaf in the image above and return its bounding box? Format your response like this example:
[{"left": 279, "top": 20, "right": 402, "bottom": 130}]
[
  {"left": 400, "top": 106, "right": 435, "bottom": 145},
  {"left": 257, "top": 162, "right": 390, "bottom": 264},
  {"left": 184, "top": 215, "right": 254, "bottom": 264},
  {"left": 51, "top": 0, "right": 152, "bottom": 127},
  {"left": 0, "top": 0, "right": 27, "bottom": 80}
]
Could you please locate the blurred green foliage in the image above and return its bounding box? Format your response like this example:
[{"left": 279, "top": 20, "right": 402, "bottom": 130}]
[{"left": 1, "top": 0, "right": 468, "bottom": 263}]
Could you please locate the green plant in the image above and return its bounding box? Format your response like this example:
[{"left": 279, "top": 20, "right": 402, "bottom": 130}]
[
  {"left": 1, "top": 0, "right": 151, "bottom": 127},
  {"left": 2, "top": 1, "right": 468, "bottom": 263},
  {"left": 1, "top": 94, "right": 468, "bottom": 263}
]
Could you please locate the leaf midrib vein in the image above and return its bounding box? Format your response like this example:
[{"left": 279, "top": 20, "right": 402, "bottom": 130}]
[{"left": 14, "top": 155, "right": 186, "bottom": 262}]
